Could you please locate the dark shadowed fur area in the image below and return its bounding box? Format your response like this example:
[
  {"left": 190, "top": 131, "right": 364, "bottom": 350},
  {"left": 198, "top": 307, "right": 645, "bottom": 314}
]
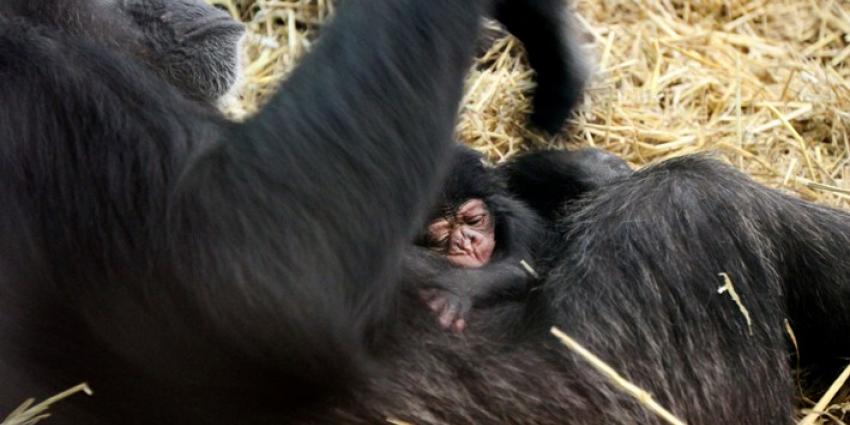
[{"left": 1, "top": 0, "right": 849, "bottom": 424}]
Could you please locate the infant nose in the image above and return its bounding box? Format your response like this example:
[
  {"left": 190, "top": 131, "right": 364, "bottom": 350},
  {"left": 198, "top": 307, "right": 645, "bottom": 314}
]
[
  {"left": 454, "top": 235, "right": 471, "bottom": 251},
  {"left": 451, "top": 229, "right": 474, "bottom": 252},
  {"left": 462, "top": 228, "right": 479, "bottom": 243}
]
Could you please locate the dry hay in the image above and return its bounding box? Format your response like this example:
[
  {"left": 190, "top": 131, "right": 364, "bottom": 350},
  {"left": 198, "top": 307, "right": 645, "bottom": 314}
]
[
  {"left": 213, "top": 0, "right": 850, "bottom": 208},
  {"left": 1, "top": 384, "right": 92, "bottom": 425},
  {"left": 206, "top": 0, "right": 850, "bottom": 423}
]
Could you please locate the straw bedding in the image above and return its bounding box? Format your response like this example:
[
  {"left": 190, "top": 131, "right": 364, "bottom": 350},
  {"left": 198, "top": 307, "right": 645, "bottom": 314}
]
[{"left": 215, "top": 0, "right": 850, "bottom": 208}]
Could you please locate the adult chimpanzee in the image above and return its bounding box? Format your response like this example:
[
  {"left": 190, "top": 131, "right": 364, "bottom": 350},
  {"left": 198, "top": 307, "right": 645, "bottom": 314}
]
[
  {"left": 0, "top": 0, "right": 582, "bottom": 421},
  {"left": 1, "top": 0, "right": 849, "bottom": 424},
  {"left": 363, "top": 153, "right": 850, "bottom": 425},
  {"left": 408, "top": 145, "right": 633, "bottom": 332}
]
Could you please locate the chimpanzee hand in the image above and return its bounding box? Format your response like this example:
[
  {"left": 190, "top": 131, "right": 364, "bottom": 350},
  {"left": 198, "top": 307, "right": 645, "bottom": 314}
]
[
  {"left": 417, "top": 262, "right": 534, "bottom": 333},
  {"left": 418, "top": 286, "right": 471, "bottom": 334}
]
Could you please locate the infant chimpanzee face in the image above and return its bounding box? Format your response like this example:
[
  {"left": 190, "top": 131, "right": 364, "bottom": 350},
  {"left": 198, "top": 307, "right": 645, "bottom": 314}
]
[{"left": 424, "top": 198, "right": 496, "bottom": 268}]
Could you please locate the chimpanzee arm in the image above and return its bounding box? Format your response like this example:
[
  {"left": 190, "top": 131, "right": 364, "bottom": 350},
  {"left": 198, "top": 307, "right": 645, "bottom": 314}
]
[
  {"left": 501, "top": 148, "right": 633, "bottom": 221},
  {"left": 405, "top": 247, "right": 535, "bottom": 299},
  {"left": 404, "top": 246, "right": 535, "bottom": 332},
  {"left": 164, "top": 0, "right": 488, "bottom": 395},
  {"left": 436, "top": 261, "right": 535, "bottom": 304}
]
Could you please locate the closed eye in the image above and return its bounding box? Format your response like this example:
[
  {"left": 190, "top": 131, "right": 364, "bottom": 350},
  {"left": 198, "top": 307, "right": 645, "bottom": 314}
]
[
  {"left": 425, "top": 233, "right": 450, "bottom": 251},
  {"left": 428, "top": 240, "right": 449, "bottom": 254}
]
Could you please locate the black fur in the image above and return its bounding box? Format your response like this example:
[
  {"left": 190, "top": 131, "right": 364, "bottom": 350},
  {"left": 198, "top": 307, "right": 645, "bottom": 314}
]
[
  {"left": 406, "top": 146, "right": 632, "bottom": 329},
  {"left": 0, "top": 0, "right": 588, "bottom": 423},
  {"left": 2, "top": 0, "right": 848, "bottom": 423},
  {"left": 0, "top": 0, "right": 245, "bottom": 102},
  {"left": 348, "top": 155, "right": 850, "bottom": 425},
  {"left": 503, "top": 148, "right": 634, "bottom": 222},
  {"left": 120, "top": 0, "right": 246, "bottom": 102}
]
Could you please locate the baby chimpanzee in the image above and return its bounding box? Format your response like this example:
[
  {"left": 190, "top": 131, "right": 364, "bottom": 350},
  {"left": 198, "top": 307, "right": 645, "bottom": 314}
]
[{"left": 406, "top": 145, "right": 632, "bottom": 332}]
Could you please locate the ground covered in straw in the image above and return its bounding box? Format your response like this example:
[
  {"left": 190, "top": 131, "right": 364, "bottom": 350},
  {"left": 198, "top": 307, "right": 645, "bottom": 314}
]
[
  {"left": 210, "top": 0, "right": 849, "bottom": 423},
  {"left": 216, "top": 0, "right": 850, "bottom": 208}
]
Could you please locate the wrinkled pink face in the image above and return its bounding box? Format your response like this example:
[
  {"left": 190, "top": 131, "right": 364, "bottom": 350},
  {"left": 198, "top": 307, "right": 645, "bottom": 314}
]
[{"left": 425, "top": 199, "right": 495, "bottom": 268}]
